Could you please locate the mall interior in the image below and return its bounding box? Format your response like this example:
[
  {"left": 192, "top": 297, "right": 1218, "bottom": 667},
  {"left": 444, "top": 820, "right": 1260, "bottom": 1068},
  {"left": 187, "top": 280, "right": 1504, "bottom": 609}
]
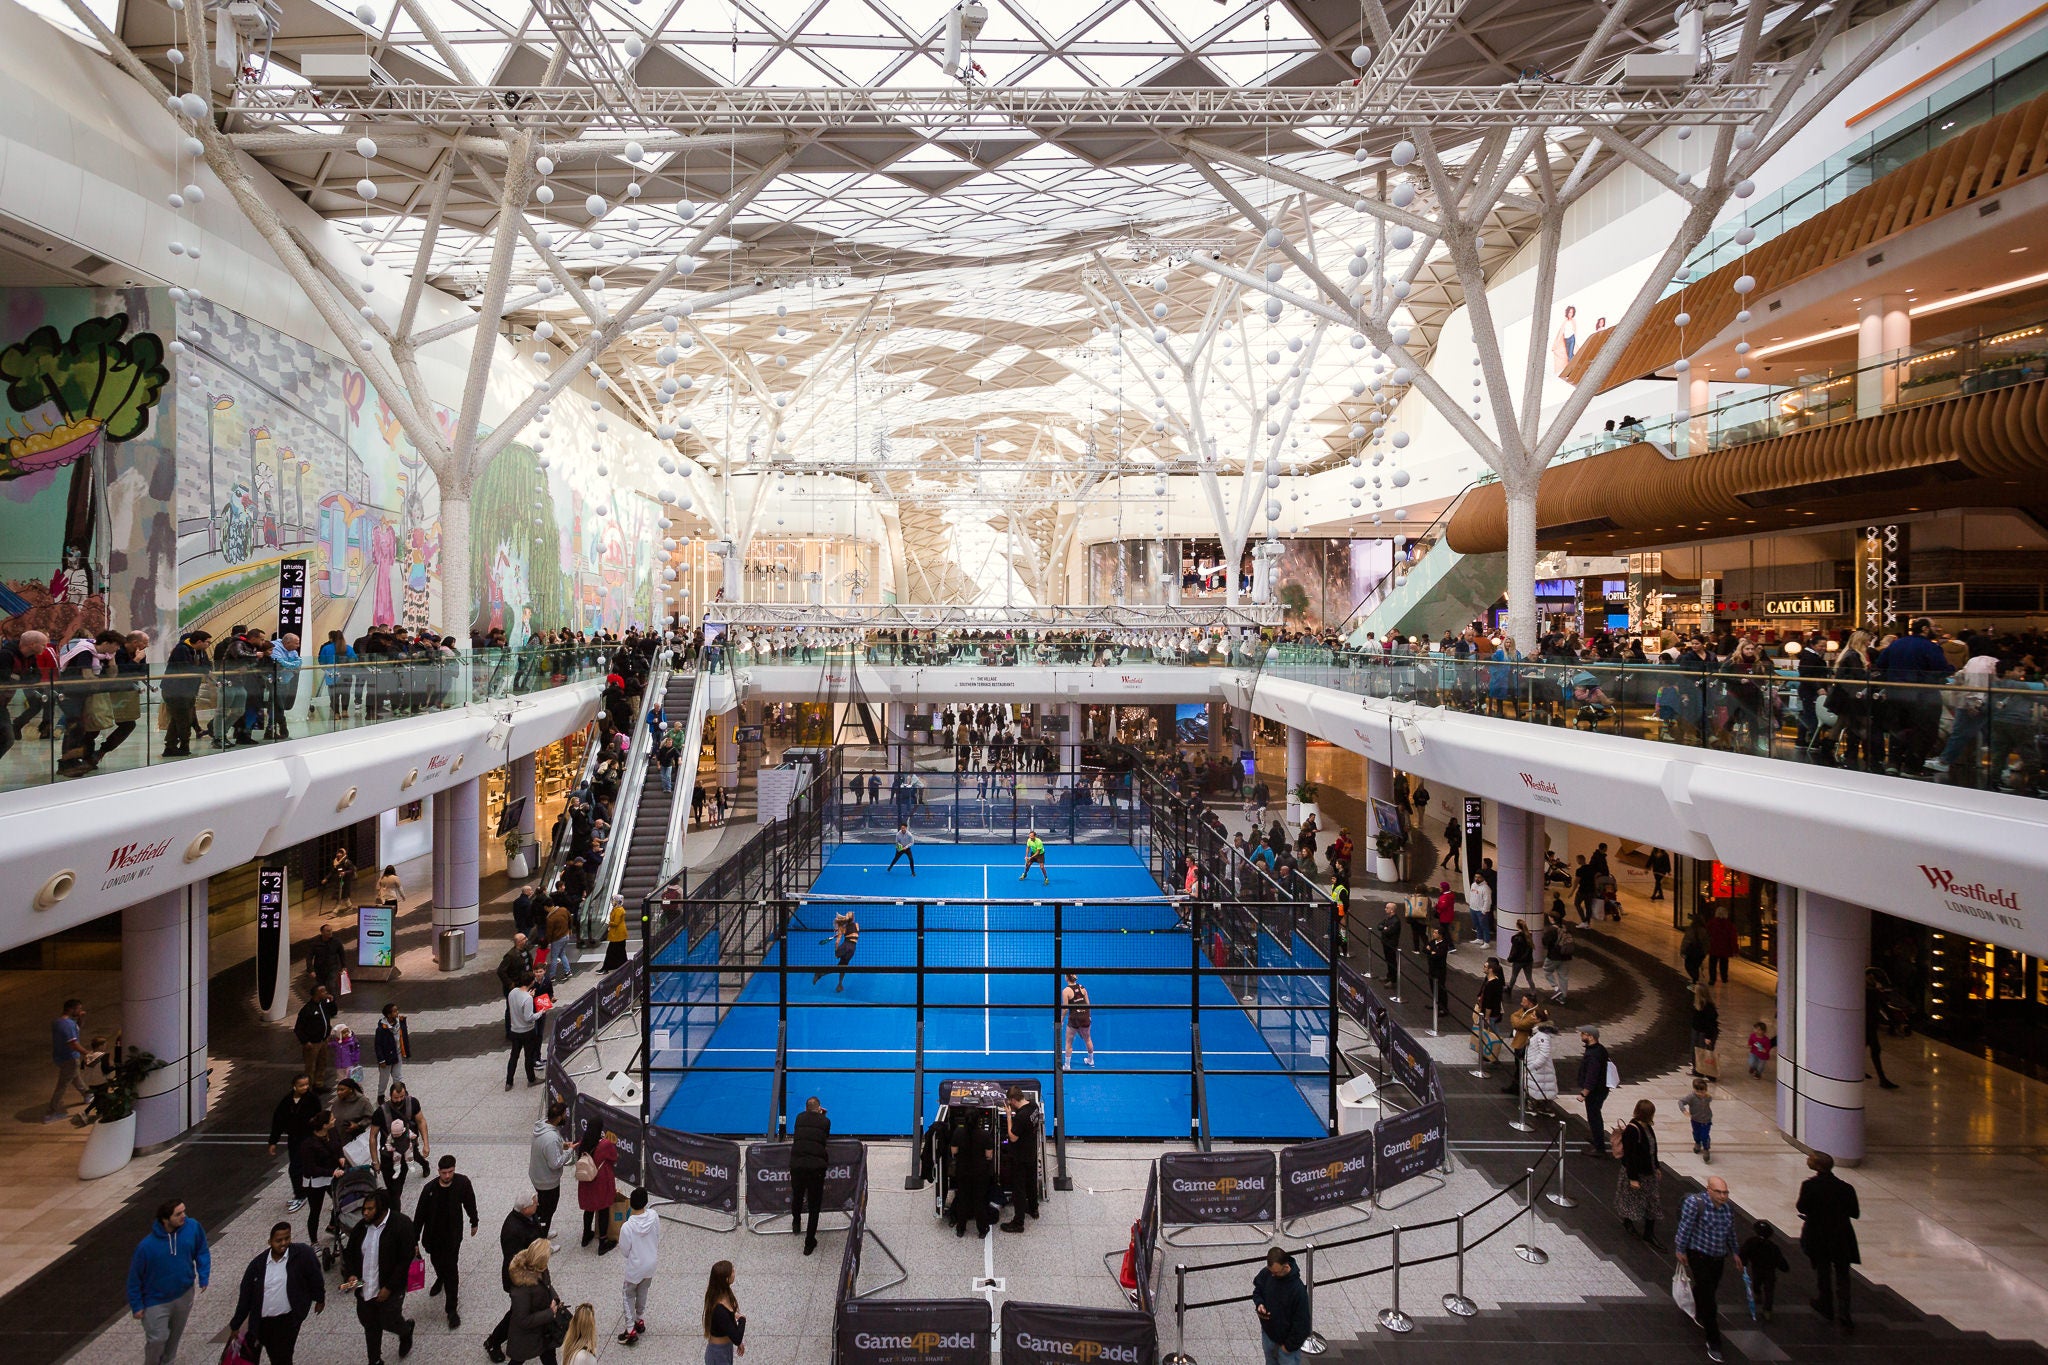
[{"left": 3, "top": 0, "right": 2048, "bottom": 1361}]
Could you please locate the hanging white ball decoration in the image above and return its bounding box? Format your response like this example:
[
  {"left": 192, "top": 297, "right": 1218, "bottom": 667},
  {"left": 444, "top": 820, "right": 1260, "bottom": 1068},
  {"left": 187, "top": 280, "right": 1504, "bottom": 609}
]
[
  {"left": 1735, "top": 309, "right": 1752, "bottom": 324},
  {"left": 179, "top": 92, "right": 208, "bottom": 120},
  {"left": 585, "top": 193, "right": 607, "bottom": 218},
  {"left": 355, "top": 178, "right": 379, "bottom": 200},
  {"left": 183, "top": 136, "right": 204, "bottom": 157},
  {"left": 1674, "top": 312, "right": 1691, "bottom": 328},
  {"left": 168, "top": 193, "right": 185, "bottom": 209},
  {"left": 1351, "top": 43, "right": 1372, "bottom": 67},
  {"left": 1733, "top": 274, "right": 1756, "bottom": 294},
  {"left": 1735, "top": 367, "right": 1751, "bottom": 380},
  {"left": 1390, "top": 139, "right": 1416, "bottom": 167},
  {"left": 1390, "top": 182, "right": 1416, "bottom": 209},
  {"left": 1264, "top": 299, "right": 1283, "bottom": 319},
  {"left": 1674, "top": 358, "right": 1690, "bottom": 373},
  {"left": 1391, "top": 431, "right": 1410, "bottom": 449},
  {"left": 1391, "top": 469, "right": 1410, "bottom": 487},
  {"left": 165, "top": 47, "right": 185, "bottom": 65},
  {"left": 1734, "top": 128, "right": 1757, "bottom": 150},
  {"left": 168, "top": 241, "right": 186, "bottom": 256},
  {"left": 354, "top": 136, "right": 378, "bottom": 161},
  {"left": 625, "top": 36, "right": 644, "bottom": 58},
  {"left": 676, "top": 255, "right": 699, "bottom": 275},
  {"left": 536, "top": 156, "right": 555, "bottom": 176},
  {"left": 1734, "top": 179, "right": 1756, "bottom": 199},
  {"left": 353, "top": 2, "right": 377, "bottom": 23},
  {"left": 535, "top": 184, "right": 555, "bottom": 205},
  {"left": 1734, "top": 227, "right": 1755, "bottom": 246}
]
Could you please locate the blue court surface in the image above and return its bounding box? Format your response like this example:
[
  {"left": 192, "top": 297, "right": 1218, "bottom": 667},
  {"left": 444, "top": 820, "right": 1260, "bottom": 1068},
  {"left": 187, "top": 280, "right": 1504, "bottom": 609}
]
[{"left": 649, "top": 843, "right": 1329, "bottom": 1139}]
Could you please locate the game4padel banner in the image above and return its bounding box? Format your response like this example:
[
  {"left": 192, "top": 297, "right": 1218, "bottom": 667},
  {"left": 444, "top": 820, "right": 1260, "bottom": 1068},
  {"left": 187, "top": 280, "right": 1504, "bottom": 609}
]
[
  {"left": 1157, "top": 1150, "right": 1276, "bottom": 1225},
  {"left": 1279, "top": 1128, "right": 1374, "bottom": 1218}
]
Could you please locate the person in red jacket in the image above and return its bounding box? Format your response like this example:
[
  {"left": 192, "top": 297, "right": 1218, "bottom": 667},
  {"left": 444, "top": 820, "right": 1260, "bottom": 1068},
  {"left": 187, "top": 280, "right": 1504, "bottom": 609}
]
[
  {"left": 577, "top": 1131, "right": 619, "bottom": 1254},
  {"left": 1705, "top": 908, "right": 1739, "bottom": 985}
]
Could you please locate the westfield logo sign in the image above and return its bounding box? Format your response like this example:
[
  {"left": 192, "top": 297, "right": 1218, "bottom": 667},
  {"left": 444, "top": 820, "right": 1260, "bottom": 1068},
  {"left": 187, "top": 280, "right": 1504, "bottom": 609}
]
[
  {"left": 1518, "top": 773, "right": 1560, "bottom": 795},
  {"left": 1919, "top": 866, "right": 2023, "bottom": 911}
]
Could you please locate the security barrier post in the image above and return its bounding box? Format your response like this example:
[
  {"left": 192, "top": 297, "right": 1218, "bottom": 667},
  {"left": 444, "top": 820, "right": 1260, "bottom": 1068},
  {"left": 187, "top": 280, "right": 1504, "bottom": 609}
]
[
  {"left": 1376, "top": 1226, "right": 1414, "bottom": 1334},
  {"left": 1545, "top": 1123, "right": 1577, "bottom": 1209},
  {"left": 1301, "top": 1242, "right": 1327, "bottom": 1354},
  {"left": 1162, "top": 1263, "right": 1197, "bottom": 1365},
  {"left": 1442, "top": 1213, "right": 1477, "bottom": 1316},
  {"left": 1514, "top": 1167, "right": 1549, "bottom": 1265}
]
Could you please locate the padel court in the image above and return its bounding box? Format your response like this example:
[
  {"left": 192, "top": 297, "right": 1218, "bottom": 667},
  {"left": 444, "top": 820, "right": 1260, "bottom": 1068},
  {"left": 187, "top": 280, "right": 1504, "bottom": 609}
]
[{"left": 649, "top": 843, "right": 1329, "bottom": 1140}]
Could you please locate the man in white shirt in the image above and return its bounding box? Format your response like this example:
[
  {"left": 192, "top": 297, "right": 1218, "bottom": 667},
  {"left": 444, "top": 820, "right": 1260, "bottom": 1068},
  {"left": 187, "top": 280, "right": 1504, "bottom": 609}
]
[
  {"left": 342, "top": 1192, "right": 415, "bottom": 1365},
  {"left": 229, "top": 1224, "right": 323, "bottom": 1365}
]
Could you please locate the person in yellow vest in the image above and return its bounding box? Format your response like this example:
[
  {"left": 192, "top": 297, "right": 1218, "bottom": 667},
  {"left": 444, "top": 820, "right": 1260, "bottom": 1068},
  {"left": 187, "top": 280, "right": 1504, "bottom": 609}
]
[{"left": 1020, "top": 831, "right": 1049, "bottom": 885}]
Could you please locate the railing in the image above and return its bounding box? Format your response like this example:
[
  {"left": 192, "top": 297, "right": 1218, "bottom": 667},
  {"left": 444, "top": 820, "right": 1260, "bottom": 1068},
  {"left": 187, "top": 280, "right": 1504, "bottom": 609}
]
[
  {"left": 657, "top": 666, "right": 713, "bottom": 887},
  {"left": 1893, "top": 581, "right": 2048, "bottom": 616},
  {"left": 726, "top": 632, "right": 1267, "bottom": 668},
  {"left": 1261, "top": 649, "right": 2048, "bottom": 801},
  {"left": 0, "top": 643, "right": 610, "bottom": 798},
  {"left": 1546, "top": 310, "right": 2048, "bottom": 471},
  {"left": 1669, "top": 28, "right": 2048, "bottom": 290}
]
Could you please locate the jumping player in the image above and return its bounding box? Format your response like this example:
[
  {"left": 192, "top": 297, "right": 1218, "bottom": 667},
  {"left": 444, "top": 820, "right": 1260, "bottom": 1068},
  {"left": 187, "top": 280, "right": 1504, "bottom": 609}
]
[
  {"left": 887, "top": 822, "right": 916, "bottom": 875},
  {"left": 1020, "top": 830, "right": 1049, "bottom": 884},
  {"left": 813, "top": 910, "right": 860, "bottom": 992}
]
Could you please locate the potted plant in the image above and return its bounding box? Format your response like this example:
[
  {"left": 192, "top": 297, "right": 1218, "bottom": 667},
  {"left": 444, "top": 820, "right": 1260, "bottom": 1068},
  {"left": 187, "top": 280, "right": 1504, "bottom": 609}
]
[
  {"left": 79, "top": 1048, "right": 165, "bottom": 1180},
  {"left": 1288, "top": 779, "right": 1319, "bottom": 826},
  {"left": 503, "top": 827, "right": 530, "bottom": 879},
  {"left": 1373, "top": 829, "right": 1404, "bottom": 883}
]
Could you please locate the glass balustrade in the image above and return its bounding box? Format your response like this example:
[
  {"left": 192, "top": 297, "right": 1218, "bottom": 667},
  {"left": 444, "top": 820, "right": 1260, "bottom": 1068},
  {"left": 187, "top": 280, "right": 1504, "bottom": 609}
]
[{"left": 0, "top": 644, "right": 611, "bottom": 795}]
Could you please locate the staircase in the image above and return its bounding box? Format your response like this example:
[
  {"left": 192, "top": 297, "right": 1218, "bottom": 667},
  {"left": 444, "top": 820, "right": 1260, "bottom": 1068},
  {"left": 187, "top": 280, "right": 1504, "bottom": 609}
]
[{"left": 616, "top": 672, "right": 695, "bottom": 916}]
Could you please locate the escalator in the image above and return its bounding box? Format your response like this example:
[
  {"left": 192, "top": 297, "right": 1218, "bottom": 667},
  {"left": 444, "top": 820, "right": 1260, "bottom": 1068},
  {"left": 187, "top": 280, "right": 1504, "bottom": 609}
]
[{"left": 615, "top": 672, "right": 697, "bottom": 915}]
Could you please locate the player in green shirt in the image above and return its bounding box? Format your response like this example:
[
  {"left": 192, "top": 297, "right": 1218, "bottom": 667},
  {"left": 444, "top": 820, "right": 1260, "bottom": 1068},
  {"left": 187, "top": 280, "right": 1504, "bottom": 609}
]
[{"left": 1020, "top": 831, "right": 1049, "bottom": 884}]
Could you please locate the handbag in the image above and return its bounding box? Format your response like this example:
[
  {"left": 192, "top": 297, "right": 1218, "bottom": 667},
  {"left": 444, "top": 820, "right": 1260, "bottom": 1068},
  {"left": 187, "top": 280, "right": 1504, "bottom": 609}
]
[
  {"left": 339, "top": 969, "right": 353, "bottom": 997},
  {"left": 1671, "top": 1263, "right": 1695, "bottom": 1322},
  {"left": 406, "top": 1255, "right": 426, "bottom": 1294},
  {"left": 220, "top": 1331, "right": 257, "bottom": 1365}
]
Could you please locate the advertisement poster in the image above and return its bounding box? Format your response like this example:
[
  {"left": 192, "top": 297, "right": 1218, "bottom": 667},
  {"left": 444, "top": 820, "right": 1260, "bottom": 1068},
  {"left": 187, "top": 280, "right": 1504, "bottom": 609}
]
[
  {"left": 641, "top": 1128, "right": 742, "bottom": 1213},
  {"left": 837, "top": 1299, "right": 990, "bottom": 1365},
  {"left": 356, "top": 903, "right": 394, "bottom": 968},
  {"left": 1001, "top": 1301, "right": 1156, "bottom": 1365},
  {"left": 1279, "top": 1128, "right": 1375, "bottom": 1218},
  {"left": 1374, "top": 1101, "right": 1448, "bottom": 1193}
]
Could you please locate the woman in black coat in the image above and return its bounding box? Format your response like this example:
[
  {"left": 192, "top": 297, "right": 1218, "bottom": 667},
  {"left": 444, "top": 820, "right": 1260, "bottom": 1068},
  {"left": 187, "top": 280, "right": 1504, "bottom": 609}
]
[
  {"left": 505, "top": 1241, "right": 561, "bottom": 1365},
  {"left": 947, "top": 1110, "right": 997, "bottom": 1239}
]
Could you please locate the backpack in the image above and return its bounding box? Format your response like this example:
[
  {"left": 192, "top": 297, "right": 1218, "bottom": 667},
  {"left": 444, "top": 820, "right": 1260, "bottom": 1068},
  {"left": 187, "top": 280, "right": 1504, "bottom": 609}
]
[
  {"left": 1555, "top": 925, "right": 1575, "bottom": 960},
  {"left": 1608, "top": 1122, "right": 1627, "bottom": 1160}
]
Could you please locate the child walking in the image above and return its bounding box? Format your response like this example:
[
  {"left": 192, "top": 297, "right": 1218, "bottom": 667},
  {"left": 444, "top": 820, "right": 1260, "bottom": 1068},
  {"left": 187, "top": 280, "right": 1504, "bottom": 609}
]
[
  {"left": 1678, "top": 1076, "right": 1714, "bottom": 1163},
  {"left": 1738, "top": 1220, "right": 1791, "bottom": 1320},
  {"left": 1747, "top": 1021, "right": 1775, "bottom": 1079}
]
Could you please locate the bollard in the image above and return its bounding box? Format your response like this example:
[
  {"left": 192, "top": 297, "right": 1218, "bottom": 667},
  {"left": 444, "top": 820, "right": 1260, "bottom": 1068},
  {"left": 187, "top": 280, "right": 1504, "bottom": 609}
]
[
  {"left": 1442, "top": 1213, "right": 1478, "bottom": 1317},
  {"left": 1429, "top": 987, "right": 1440, "bottom": 1038},
  {"left": 1506, "top": 1072, "right": 1534, "bottom": 1133},
  {"left": 1300, "top": 1243, "right": 1328, "bottom": 1354},
  {"left": 1162, "top": 1264, "right": 1197, "bottom": 1365},
  {"left": 1377, "top": 1225, "right": 1415, "bottom": 1333},
  {"left": 1545, "top": 1123, "right": 1578, "bottom": 1209},
  {"left": 1514, "top": 1167, "right": 1549, "bottom": 1265},
  {"left": 1388, "top": 946, "right": 1402, "bottom": 1004},
  {"left": 1468, "top": 1019, "right": 1492, "bottom": 1079}
]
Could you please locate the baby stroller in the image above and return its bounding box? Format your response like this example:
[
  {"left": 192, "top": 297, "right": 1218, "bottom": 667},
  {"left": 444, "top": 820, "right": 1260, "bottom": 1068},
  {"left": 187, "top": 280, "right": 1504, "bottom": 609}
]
[
  {"left": 319, "top": 1159, "right": 380, "bottom": 1271},
  {"left": 1570, "top": 672, "right": 1615, "bottom": 732}
]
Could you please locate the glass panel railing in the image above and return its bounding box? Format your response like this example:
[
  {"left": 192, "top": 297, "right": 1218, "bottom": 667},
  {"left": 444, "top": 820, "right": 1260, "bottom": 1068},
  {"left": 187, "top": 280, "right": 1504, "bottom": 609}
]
[
  {"left": 0, "top": 644, "right": 612, "bottom": 796},
  {"left": 714, "top": 633, "right": 1267, "bottom": 668},
  {"left": 1667, "top": 28, "right": 2048, "bottom": 293},
  {"left": 1262, "top": 650, "right": 2048, "bottom": 801},
  {"left": 1548, "top": 311, "right": 2048, "bottom": 470}
]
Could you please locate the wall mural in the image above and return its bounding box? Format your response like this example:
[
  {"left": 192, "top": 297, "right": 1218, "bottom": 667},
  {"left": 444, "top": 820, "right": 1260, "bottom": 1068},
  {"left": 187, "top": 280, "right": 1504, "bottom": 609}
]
[
  {"left": 0, "top": 289, "right": 178, "bottom": 648},
  {"left": 172, "top": 297, "right": 653, "bottom": 645}
]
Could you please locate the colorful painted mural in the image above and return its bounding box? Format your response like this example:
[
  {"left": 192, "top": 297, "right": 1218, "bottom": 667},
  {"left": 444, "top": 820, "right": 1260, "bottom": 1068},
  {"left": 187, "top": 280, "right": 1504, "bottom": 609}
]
[
  {"left": 171, "top": 297, "right": 654, "bottom": 644},
  {"left": 0, "top": 289, "right": 177, "bottom": 648}
]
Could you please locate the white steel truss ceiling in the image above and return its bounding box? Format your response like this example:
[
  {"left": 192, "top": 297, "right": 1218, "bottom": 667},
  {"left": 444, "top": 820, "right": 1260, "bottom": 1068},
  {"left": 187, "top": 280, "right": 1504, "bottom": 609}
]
[{"left": 64, "top": 0, "right": 1891, "bottom": 597}]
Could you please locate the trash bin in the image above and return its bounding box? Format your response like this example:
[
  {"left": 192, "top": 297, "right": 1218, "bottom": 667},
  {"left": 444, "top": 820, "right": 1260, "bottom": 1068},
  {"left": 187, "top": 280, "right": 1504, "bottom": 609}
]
[{"left": 437, "top": 928, "right": 466, "bottom": 972}]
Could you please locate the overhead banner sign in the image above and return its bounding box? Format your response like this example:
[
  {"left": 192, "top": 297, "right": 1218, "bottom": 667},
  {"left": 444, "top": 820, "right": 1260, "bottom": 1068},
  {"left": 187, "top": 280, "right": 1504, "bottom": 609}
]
[
  {"left": 642, "top": 1128, "right": 741, "bottom": 1214},
  {"left": 551, "top": 987, "right": 599, "bottom": 1059},
  {"left": 596, "top": 960, "right": 638, "bottom": 1028},
  {"left": 1001, "top": 1301, "right": 1156, "bottom": 1365},
  {"left": 1374, "top": 1100, "right": 1447, "bottom": 1193},
  {"left": 1157, "top": 1150, "right": 1276, "bottom": 1226},
  {"left": 1279, "top": 1128, "right": 1375, "bottom": 1219},
  {"left": 837, "top": 1299, "right": 991, "bottom": 1365},
  {"left": 256, "top": 867, "right": 287, "bottom": 1016},
  {"left": 745, "top": 1136, "right": 865, "bottom": 1216},
  {"left": 276, "top": 558, "right": 308, "bottom": 640},
  {"left": 573, "top": 1093, "right": 644, "bottom": 1185}
]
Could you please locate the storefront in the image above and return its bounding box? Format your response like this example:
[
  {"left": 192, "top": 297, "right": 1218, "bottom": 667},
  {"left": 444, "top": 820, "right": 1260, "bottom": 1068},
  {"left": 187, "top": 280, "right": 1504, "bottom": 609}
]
[
  {"left": 1671, "top": 854, "right": 1781, "bottom": 970},
  {"left": 482, "top": 730, "right": 591, "bottom": 874},
  {"left": 1874, "top": 913, "right": 2048, "bottom": 1072}
]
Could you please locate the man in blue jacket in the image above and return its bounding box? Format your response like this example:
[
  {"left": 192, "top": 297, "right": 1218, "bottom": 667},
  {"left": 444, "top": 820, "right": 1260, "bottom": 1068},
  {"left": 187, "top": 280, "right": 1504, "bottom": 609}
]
[
  {"left": 1875, "top": 617, "right": 1954, "bottom": 771},
  {"left": 128, "top": 1198, "right": 211, "bottom": 1365},
  {"left": 229, "top": 1223, "right": 324, "bottom": 1365}
]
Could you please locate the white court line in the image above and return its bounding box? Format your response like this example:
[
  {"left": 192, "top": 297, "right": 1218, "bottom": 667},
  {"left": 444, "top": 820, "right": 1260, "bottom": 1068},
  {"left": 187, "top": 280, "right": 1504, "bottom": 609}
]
[
  {"left": 987, "top": 863, "right": 995, "bottom": 1055},
  {"left": 691, "top": 1046, "right": 1282, "bottom": 1056}
]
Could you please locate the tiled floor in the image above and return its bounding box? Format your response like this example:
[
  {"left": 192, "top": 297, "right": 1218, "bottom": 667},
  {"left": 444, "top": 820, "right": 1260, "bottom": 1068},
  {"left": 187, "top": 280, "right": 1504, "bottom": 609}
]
[{"left": 1254, "top": 732, "right": 2048, "bottom": 1348}]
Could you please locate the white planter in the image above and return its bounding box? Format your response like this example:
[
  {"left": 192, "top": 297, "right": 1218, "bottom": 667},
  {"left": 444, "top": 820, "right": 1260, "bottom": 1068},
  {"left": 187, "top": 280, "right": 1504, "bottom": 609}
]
[
  {"left": 79, "top": 1112, "right": 136, "bottom": 1180},
  {"left": 1373, "top": 853, "right": 1400, "bottom": 883},
  {"left": 508, "top": 849, "right": 531, "bottom": 879}
]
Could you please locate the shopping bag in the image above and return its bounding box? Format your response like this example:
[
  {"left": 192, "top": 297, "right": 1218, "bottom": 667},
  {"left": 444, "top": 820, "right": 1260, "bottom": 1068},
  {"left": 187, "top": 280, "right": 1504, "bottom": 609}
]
[
  {"left": 1693, "top": 1045, "right": 1719, "bottom": 1079},
  {"left": 406, "top": 1255, "right": 427, "bottom": 1294},
  {"left": 220, "top": 1330, "right": 257, "bottom": 1365},
  {"left": 338, "top": 969, "right": 353, "bottom": 997},
  {"left": 1671, "top": 1263, "right": 1695, "bottom": 1322}
]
